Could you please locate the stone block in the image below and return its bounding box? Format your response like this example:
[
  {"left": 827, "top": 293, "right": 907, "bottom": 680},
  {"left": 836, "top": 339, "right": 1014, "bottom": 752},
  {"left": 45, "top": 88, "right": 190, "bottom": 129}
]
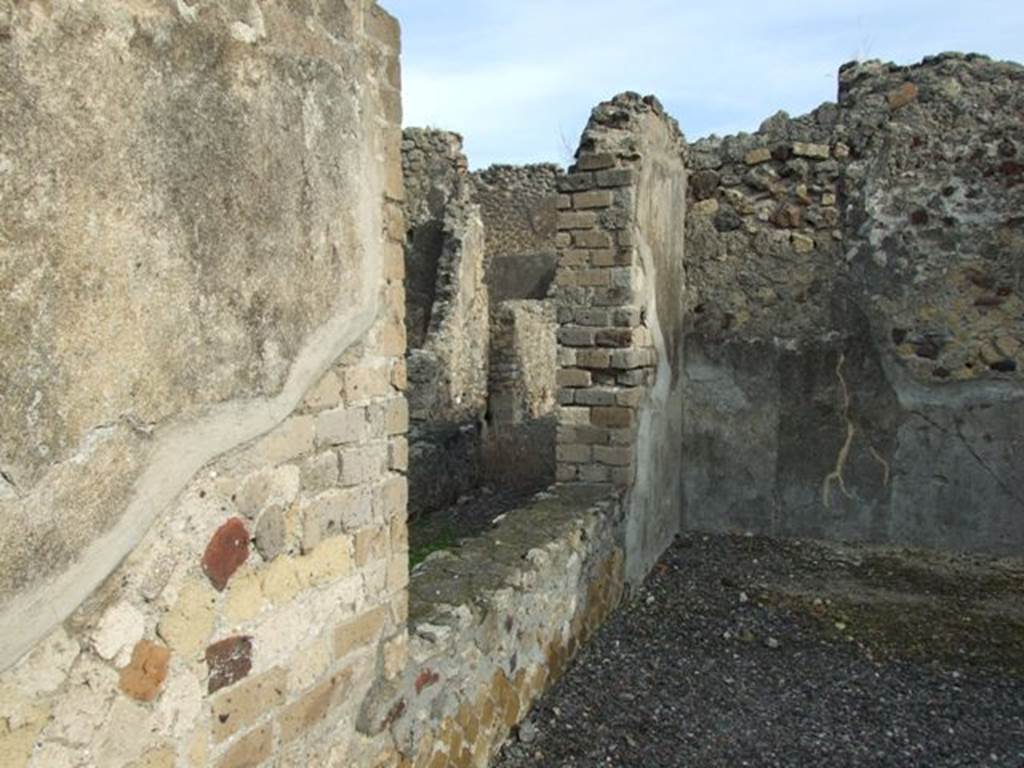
[
  {"left": 383, "top": 397, "right": 410, "bottom": 436},
  {"left": 92, "top": 601, "right": 145, "bottom": 663},
  {"left": 579, "top": 463, "right": 611, "bottom": 483},
  {"left": 591, "top": 407, "right": 634, "bottom": 429},
  {"left": 389, "top": 437, "right": 409, "bottom": 472},
  {"left": 558, "top": 173, "right": 596, "bottom": 192},
  {"left": 225, "top": 569, "right": 265, "bottom": 624},
  {"left": 573, "top": 190, "right": 614, "bottom": 209},
  {"left": 383, "top": 634, "right": 408, "bottom": 680},
  {"left": 300, "top": 451, "right": 340, "bottom": 494},
  {"left": 355, "top": 526, "right": 389, "bottom": 568},
  {"left": 158, "top": 580, "right": 217, "bottom": 658},
  {"left": 316, "top": 406, "right": 368, "bottom": 446},
  {"left": 301, "top": 488, "right": 373, "bottom": 552},
  {"left": 556, "top": 444, "right": 592, "bottom": 464},
  {"left": 576, "top": 349, "right": 611, "bottom": 369},
  {"left": 590, "top": 249, "right": 628, "bottom": 267},
  {"left": 304, "top": 371, "right": 343, "bottom": 411},
  {"left": 254, "top": 506, "right": 288, "bottom": 561},
  {"left": 595, "top": 328, "right": 633, "bottom": 347},
  {"left": 334, "top": 607, "right": 387, "bottom": 659},
  {"left": 345, "top": 365, "right": 392, "bottom": 403},
  {"left": 592, "top": 168, "right": 635, "bottom": 188},
  {"left": 594, "top": 445, "right": 633, "bottom": 467},
  {"left": 558, "top": 211, "right": 598, "bottom": 231},
  {"left": 261, "top": 556, "right": 304, "bottom": 603},
  {"left": 616, "top": 387, "right": 645, "bottom": 408},
  {"left": 572, "top": 232, "right": 612, "bottom": 251},
  {"left": 792, "top": 142, "right": 830, "bottom": 160},
  {"left": 391, "top": 359, "right": 408, "bottom": 391},
  {"left": 298, "top": 536, "right": 354, "bottom": 587},
  {"left": 575, "top": 153, "right": 615, "bottom": 171},
  {"left": 279, "top": 668, "right": 353, "bottom": 743},
  {"left": 744, "top": 147, "right": 772, "bottom": 165},
  {"left": 558, "top": 406, "right": 591, "bottom": 427},
  {"left": 556, "top": 369, "right": 592, "bottom": 388},
  {"left": 384, "top": 240, "right": 405, "bottom": 282},
  {"left": 557, "top": 327, "right": 596, "bottom": 347},
  {"left": 210, "top": 665, "right": 286, "bottom": 741},
  {"left": 574, "top": 388, "right": 618, "bottom": 407},
  {"left": 560, "top": 249, "right": 591, "bottom": 267},
  {"left": 558, "top": 424, "right": 612, "bottom": 446},
  {"left": 238, "top": 415, "right": 316, "bottom": 471},
  {"left": 340, "top": 444, "right": 387, "bottom": 486},
  {"left": 576, "top": 269, "right": 611, "bottom": 287},
  {"left": 611, "top": 464, "right": 636, "bottom": 485},
  {"left": 609, "top": 348, "right": 655, "bottom": 369},
  {"left": 216, "top": 724, "right": 272, "bottom": 768},
  {"left": 377, "top": 475, "right": 408, "bottom": 521},
  {"left": 556, "top": 463, "right": 579, "bottom": 482},
  {"left": 612, "top": 307, "right": 642, "bottom": 327}
]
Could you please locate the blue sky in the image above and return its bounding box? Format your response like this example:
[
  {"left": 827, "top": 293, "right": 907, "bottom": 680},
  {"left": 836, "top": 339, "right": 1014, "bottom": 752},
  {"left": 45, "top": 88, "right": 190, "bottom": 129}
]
[{"left": 382, "top": 1, "right": 1023, "bottom": 169}]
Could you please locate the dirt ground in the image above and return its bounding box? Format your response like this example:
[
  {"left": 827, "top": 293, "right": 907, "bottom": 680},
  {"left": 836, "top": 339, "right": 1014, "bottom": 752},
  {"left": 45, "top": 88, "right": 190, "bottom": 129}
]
[{"left": 494, "top": 532, "right": 1024, "bottom": 767}]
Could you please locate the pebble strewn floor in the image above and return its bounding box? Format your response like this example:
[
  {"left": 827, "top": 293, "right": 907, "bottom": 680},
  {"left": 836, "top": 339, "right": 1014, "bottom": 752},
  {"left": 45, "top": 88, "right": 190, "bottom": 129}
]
[{"left": 494, "top": 533, "right": 1024, "bottom": 768}]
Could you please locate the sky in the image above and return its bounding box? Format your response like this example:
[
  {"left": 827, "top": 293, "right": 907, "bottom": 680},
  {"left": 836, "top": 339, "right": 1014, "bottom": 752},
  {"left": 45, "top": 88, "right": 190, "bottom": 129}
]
[{"left": 382, "top": 0, "right": 1023, "bottom": 169}]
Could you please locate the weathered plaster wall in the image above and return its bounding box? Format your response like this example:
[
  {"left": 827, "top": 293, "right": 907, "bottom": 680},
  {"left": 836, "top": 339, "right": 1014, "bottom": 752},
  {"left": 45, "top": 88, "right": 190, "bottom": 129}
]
[
  {"left": 401, "top": 129, "right": 489, "bottom": 517},
  {"left": 1, "top": 2, "right": 413, "bottom": 766},
  {"left": 682, "top": 54, "right": 1024, "bottom": 553},
  {"left": 555, "top": 93, "right": 687, "bottom": 585},
  {"left": 472, "top": 164, "right": 562, "bottom": 494},
  {"left": 483, "top": 300, "right": 557, "bottom": 492},
  {"left": 471, "top": 164, "right": 562, "bottom": 305}
]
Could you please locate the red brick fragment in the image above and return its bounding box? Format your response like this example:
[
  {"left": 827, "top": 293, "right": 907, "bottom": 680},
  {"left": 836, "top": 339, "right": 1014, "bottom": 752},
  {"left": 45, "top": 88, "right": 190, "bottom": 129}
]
[
  {"left": 119, "top": 640, "right": 170, "bottom": 702},
  {"left": 415, "top": 668, "right": 440, "bottom": 694},
  {"left": 206, "top": 635, "right": 253, "bottom": 694},
  {"left": 202, "top": 517, "right": 250, "bottom": 591}
]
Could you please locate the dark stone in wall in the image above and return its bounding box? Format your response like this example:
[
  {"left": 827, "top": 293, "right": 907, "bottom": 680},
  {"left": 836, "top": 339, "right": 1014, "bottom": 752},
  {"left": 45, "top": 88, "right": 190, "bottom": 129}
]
[{"left": 487, "top": 254, "right": 556, "bottom": 303}]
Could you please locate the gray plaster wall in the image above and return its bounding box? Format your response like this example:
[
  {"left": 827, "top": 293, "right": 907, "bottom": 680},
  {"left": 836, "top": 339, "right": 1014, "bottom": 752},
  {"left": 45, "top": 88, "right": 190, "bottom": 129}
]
[
  {"left": 682, "top": 54, "right": 1024, "bottom": 553},
  {"left": 471, "top": 164, "right": 562, "bottom": 305},
  {"left": 0, "top": 0, "right": 399, "bottom": 666},
  {"left": 624, "top": 108, "right": 688, "bottom": 584}
]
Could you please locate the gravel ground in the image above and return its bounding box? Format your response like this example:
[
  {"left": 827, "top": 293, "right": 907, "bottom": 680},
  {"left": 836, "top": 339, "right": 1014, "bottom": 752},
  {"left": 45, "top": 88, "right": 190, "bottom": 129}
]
[{"left": 495, "top": 533, "right": 1024, "bottom": 768}]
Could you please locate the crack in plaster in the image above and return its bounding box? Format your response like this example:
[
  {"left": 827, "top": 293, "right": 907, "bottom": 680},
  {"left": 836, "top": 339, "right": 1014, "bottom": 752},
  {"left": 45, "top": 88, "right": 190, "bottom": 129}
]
[
  {"left": 909, "top": 409, "right": 1024, "bottom": 509},
  {"left": 952, "top": 421, "right": 1024, "bottom": 510},
  {"left": 822, "top": 353, "right": 856, "bottom": 507}
]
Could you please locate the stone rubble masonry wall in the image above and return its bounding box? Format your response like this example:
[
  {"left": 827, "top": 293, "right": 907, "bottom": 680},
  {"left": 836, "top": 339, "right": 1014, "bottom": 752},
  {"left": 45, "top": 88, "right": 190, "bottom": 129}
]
[
  {"left": 357, "top": 486, "right": 625, "bottom": 768},
  {"left": 682, "top": 53, "right": 1024, "bottom": 552},
  {"left": 401, "top": 129, "right": 490, "bottom": 517},
  {"left": 0, "top": 2, "right": 412, "bottom": 767},
  {"left": 472, "top": 164, "right": 563, "bottom": 494},
  {"left": 554, "top": 93, "right": 687, "bottom": 584},
  {"left": 470, "top": 164, "right": 563, "bottom": 305},
  {"left": 482, "top": 300, "right": 557, "bottom": 492}
]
